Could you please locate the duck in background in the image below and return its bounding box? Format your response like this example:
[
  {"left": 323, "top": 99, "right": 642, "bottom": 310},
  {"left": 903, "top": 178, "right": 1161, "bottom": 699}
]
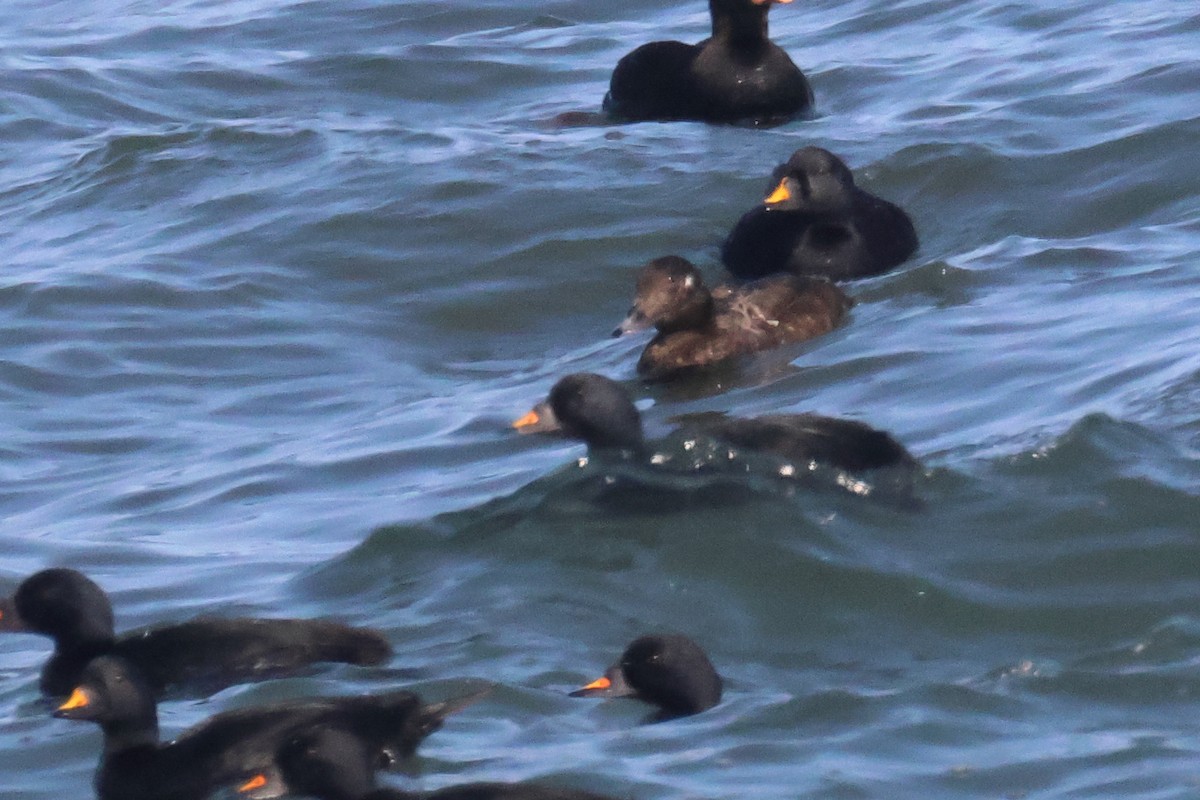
[
  {"left": 605, "top": 0, "right": 812, "bottom": 124},
  {"left": 613, "top": 256, "right": 851, "bottom": 379},
  {"left": 722, "top": 147, "right": 918, "bottom": 281},
  {"left": 0, "top": 567, "right": 391, "bottom": 697}
]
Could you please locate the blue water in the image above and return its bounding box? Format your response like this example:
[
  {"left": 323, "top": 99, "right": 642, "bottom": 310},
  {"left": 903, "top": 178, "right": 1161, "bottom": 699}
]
[{"left": 1, "top": 0, "right": 1199, "bottom": 798}]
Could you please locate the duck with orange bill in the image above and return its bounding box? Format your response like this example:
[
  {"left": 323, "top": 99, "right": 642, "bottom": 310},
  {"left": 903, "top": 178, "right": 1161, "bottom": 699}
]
[
  {"left": 52, "top": 655, "right": 485, "bottom": 800},
  {"left": 571, "top": 634, "right": 722, "bottom": 721},
  {"left": 236, "top": 726, "right": 622, "bottom": 800},
  {"left": 513, "top": 373, "right": 917, "bottom": 477},
  {"left": 722, "top": 146, "right": 919, "bottom": 281}
]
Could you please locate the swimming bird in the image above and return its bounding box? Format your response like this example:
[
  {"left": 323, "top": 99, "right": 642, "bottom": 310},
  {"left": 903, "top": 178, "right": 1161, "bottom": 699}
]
[
  {"left": 512, "top": 373, "right": 916, "bottom": 475},
  {"left": 605, "top": 0, "right": 812, "bottom": 124},
  {"left": 238, "top": 726, "right": 619, "bottom": 800},
  {"left": 613, "top": 255, "right": 851, "bottom": 378},
  {"left": 53, "top": 655, "right": 482, "bottom": 800},
  {"left": 0, "top": 568, "right": 391, "bottom": 697},
  {"left": 570, "top": 634, "right": 722, "bottom": 720},
  {"left": 722, "top": 147, "right": 918, "bottom": 280}
]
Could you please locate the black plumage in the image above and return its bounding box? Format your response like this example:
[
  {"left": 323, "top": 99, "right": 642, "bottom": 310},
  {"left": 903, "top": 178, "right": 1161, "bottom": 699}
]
[
  {"left": 0, "top": 568, "right": 391, "bottom": 697},
  {"left": 53, "top": 655, "right": 480, "bottom": 800},
  {"left": 513, "top": 373, "right": 916, "bottom": 475},
  {"left": 570, "top": 634, "right": 722, "bottom": 720},
  {"left": 242, "top": 726, "right": 619, "bottom": 800},
  {"left": 722, "top": 147, "right": 918, "bottom": 281},
  {"left": 605, "top": 0, "right": 812, "bottom": 124}
]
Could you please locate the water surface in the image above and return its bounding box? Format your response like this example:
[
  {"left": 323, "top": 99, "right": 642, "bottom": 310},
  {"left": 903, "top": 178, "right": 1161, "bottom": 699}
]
[{"left": 1, "top": 1, "right": 1199, "bottom": 798}]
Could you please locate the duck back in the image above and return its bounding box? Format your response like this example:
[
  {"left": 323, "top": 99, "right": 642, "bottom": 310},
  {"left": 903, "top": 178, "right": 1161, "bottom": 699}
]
[
  {"left": 681, "top": 413, "right": 916, "bottom": 472},
  {"left": 722, "top": 194, "right": 917, "bottom": 281},
  {"left": 637, "top": 276, "right": 850, "bottom": 377},
  {"left": 114, "top": 617, "right": 391, "bottom": 694}
]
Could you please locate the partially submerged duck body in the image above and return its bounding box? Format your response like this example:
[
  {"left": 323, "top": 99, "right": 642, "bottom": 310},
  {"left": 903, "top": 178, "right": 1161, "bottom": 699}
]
[
  {"left": 676, "top": 412, "right": 918, "bottom": 473},
  {"left": 53, "top": 655, "right": 478, "bottom": 800},
  {"left": 722, "top": 147, "right": 918, "bottom": 280},
  {"left": 0, "top": 568, "right": 391, "bottom": 697},
  {"left": 570, "top": 633, "right": 722, "bottom": 721},
  {"left": 605, "top": 0, "right": 812, "bottom": 124},
  {"left": 615, "top": 256, "right": 851, "bottom": 378},
  {"left": 245, "top": 726, "right": 618, "bottom": 800},
  {"left": 513, "top": 373, "right": 915, "bottom": 477}
]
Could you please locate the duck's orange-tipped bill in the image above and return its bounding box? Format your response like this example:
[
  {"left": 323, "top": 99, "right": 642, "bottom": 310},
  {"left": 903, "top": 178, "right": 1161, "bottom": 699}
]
[
  {"left": 238, "top": 774, "right": 268, "bottom": 793},
  {"left": 58, "top": 687, "right": 90, "bottom": 711},
  {"left": 580, "top": 675, "right": 612, "bottom": 691},
  {"left": 513, "top": 410, "right": 540, "bottom": 430},
  {"left": 764, "top": 179, "right": 791, "bottom": 205}
]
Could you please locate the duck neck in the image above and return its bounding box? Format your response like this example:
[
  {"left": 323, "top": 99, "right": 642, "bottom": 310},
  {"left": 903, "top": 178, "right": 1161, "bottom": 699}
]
[
  {"left": 100, "top": 716, "right": 160, "bottom": 757},
  {"left": 710, "top": 0, "right": 770, "bottom": 48},
  {"left": 657, "top": 290, "right": 715, "bottom": 335},
  {"left": 44, "top": 639, "right": 113, "bottom": 694},
  {"left": 57, "top": 635, "right": 114, "bottom": 662}
]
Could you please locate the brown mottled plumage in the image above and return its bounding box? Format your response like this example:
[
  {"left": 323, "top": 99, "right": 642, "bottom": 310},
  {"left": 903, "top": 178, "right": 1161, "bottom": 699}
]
[{"left": 614, "top": 256, "right": 851, "bottom": 379}]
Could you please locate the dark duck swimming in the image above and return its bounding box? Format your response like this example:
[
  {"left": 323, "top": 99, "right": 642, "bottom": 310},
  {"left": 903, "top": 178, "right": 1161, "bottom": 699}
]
[
  {"left": 605, "top": 0, "right": 813, "bottom": 124},
  {"left": 0, "top": 568, "right": 391, "bottom": 697},
  {"left": 571, "top": 633, "right": 722, "bottom": 721},
  {"left": 722, "top": 146, "right": 918, "bottom": 280},
  {"left": 238, "top": 726, "right": 620, "bottom": 800},
  {"left": 614, "top": 255, "right": 852, "bottom": 378},
  {"left": 53, "top": 655, "right": 480, "bottom": 800},
  {"left": 512, "top": 373, "right": 916, "bottom": 475}
]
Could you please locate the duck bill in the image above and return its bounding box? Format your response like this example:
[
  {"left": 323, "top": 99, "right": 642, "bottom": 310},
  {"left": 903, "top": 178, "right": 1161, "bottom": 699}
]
[
  {"left": 569, "top": 666, "right": 635, "bottom": 699},
  {"left": 236, "top": 770, "right": 283, "bottom": 799},
  {"left": 237, "top": 774, "right": 269, "bottom": 795},
  {"left": 763, "top": 178, "right": 792, "bottom": 207},
  {"left": 512, "top": 401, "right": 561, "bottom": 435},
  {"left": 53, "top": 687, "right": 93, "bottom": 719},
  {"left": 752, "top": 0, "right": 793, "bottom": 5},
  {"left": 613, "top": 307, "right": 652, "bottom": 337},
  {"left": 0, "top": 597, "right": 27, "bottom": 632}
]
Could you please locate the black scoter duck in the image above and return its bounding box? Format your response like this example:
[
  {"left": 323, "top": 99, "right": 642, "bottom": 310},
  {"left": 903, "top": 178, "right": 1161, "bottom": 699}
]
[
  {"left": 238, "top": 726, "right": 618, "bottom": 800},
  {"left": 613, "top": 255, "right": 851, "bottom": 378},
  {"left": 512, "top": 373, "right": 916, "bottom": 474},
  {"left": 605, "top": 0, "right": 812, "bottom": 124},
  {"left": 571, "top": 634, "right": 722, "bottom": 720},
  {"left": 721, "top": 146, "right": 918, "bottom": 280},
  {"left": 53, "top": 655, "right": 480, "bottom": 800},
  {"left": 0, "top": 568, "right": 391, "bottom": 696}
]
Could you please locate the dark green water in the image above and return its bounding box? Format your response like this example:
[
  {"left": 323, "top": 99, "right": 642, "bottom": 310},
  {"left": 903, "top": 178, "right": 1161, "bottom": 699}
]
[{"left": 1, "top": 0, "right": 1199, "bottom": 798}]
